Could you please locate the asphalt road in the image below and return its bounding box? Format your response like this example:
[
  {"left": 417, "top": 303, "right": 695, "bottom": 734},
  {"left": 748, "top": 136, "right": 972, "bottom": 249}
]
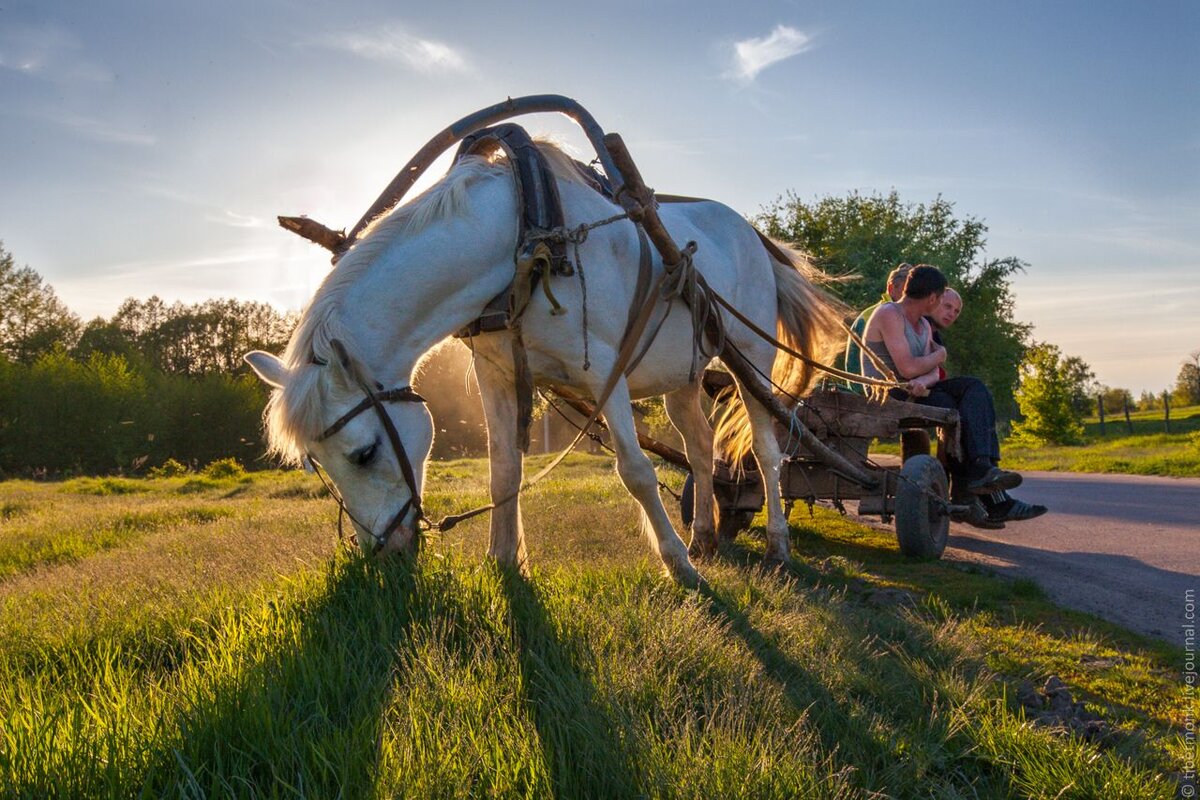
[{"left": 938, "top": 471, "right": 1200, "bottom": 644}]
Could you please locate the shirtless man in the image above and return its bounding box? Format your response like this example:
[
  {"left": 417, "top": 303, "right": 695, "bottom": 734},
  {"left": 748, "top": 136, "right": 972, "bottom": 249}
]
[{"left": 862, "top": 265, "right": 1045, "bottom": 522}]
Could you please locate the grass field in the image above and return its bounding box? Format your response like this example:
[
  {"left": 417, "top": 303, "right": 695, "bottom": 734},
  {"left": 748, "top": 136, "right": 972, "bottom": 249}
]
[
  {"left": 0, "top": 456, "right": 1193, "bottom": 798},
  {"left": 1002, "top": 405, "right": 1200, "bottom": 477}
]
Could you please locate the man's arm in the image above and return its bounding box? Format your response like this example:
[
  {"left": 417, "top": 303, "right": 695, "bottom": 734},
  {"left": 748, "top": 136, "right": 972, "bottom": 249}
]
[{"left": 873, "top": 305, "right": 946, "bottom": 378}]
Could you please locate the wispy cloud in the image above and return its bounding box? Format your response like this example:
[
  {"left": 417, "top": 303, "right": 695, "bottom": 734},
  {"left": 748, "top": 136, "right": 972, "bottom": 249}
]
[
  {"left": 207, "top": 210, "right": 267, "bottom": 229},
  {"left": 102, "top": 249, "right": 278, "bottom": 282},
  {"left": 36, "top": 109, "right": 156, "bottom": 146},
  {"left": 728, "top": 24, "right": 812, "bottom": 82},
  {"left": 307, "top": 24, "right": 468, "bottom": 73},
  {"left": 0, "top": 23, "right": 113, "bottom": 83}
]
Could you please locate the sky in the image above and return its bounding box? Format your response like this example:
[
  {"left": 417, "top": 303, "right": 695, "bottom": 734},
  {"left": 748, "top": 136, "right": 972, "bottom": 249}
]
[{"left": 1, "top": 0, "right": 1197, "bottom": 394}]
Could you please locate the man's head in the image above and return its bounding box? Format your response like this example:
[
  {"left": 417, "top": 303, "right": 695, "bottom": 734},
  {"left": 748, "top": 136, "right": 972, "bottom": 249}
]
[
  {"left": 902, "top": 264, "right": 947, "bottom": 302},
  {"left": 885, "top": 263, "right": 914, "bottom": 301},
  {"left": 930, "top": 288, "right": 962, "bottom": 330}
]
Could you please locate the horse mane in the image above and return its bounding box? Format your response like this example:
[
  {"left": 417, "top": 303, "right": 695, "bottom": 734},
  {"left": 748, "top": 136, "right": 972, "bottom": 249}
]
[{"left": 262, "top": 141, "right": 592, "bottom": 464}]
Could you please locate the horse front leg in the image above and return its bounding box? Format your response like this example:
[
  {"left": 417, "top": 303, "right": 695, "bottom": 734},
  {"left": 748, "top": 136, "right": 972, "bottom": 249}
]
[
  {"left": 600, "top": 380, "right": 700, "bottom": 586},
  {"left": 473, "top": 349, "right": 528, "bottom": 573},
  {"left": 664, "top": 384, "right": 718, "bottom": 558}
]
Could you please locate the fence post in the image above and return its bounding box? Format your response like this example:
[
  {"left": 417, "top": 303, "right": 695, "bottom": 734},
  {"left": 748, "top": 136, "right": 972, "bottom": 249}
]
[
  {"left": 1097, "top": 394, "right": 1106, "bottom": 436},
  {"left": 1163, "top": 391, "right": 1171, "bottom": 433},
  {"left": 1123, "top": 396, "right": 1133, "bottom": 434}
]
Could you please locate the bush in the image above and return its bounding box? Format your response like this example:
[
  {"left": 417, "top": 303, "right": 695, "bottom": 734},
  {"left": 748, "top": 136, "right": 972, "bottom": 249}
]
[
  {"left": 201, "top": 458, "right": 246, "bottom": 480},
  {"left": 1010, "top": 343, "right": 1085, "bottom": 447},
  {"left": 148, "top": 458, "right": 190, "bottom": 478},
  {"left": 0, "top": 353, "right": 270, "bottom": 476}
]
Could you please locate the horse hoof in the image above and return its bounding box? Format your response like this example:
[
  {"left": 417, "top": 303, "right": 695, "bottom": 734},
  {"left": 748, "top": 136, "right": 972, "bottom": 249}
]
[
  {"left": 670, "top": 562, "right": 704, "bottom": 588},
  {"left": 762, "top": 549, "right": 791, "bottom": 569}
]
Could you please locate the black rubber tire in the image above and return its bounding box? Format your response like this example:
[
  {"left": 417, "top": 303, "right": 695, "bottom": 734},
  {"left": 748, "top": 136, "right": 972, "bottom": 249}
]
[{"left": 894, "top": 454, "right": 950, "bottom": 559}]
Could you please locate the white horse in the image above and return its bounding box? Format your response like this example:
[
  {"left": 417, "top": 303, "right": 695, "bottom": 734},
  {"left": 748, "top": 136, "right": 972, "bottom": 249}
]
[{"left": 245, "top": 144, "right": 842, "bottom": 584}]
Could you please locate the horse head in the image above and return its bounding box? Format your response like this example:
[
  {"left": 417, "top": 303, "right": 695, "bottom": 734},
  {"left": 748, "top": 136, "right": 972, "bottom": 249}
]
[{"left": 245, "top": 341, "right": 433, "bottom": 556}]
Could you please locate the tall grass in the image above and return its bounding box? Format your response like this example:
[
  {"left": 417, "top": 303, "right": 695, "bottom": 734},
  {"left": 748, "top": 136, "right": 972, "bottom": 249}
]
[{"left": 0, "top": 461, "right": 1189, "bottom": 798}]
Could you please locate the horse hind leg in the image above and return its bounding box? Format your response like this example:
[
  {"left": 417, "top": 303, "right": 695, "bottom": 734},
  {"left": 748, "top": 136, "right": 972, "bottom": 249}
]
[
  {"left": 734, "top": 377, "right": 793, "bottom": 565},
  {"left": 664, "top": 384, "right": 718, "bottom": 558},
  {"left": 472, "top": 347, "right": 529, "bottom": 574},
  {"left": 602, "top": 380, "right": 700, "bottom": 586}
]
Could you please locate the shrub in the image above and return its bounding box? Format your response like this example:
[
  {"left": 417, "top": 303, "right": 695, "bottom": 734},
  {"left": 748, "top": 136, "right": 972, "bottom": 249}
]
[
  {"left": 201, "top": 458, "right": 246, "bottom": 480},
  {"left": 149, "top": 458, "right": 190, "bottom": 478},
  {"left": 1009, "top": 343, "right": 1085, "bottom": 447}
]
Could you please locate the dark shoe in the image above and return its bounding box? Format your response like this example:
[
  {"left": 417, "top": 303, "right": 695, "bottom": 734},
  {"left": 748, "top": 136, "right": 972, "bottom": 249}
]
[
  {"left": 989, "top": 498, "right": 1047, "bottom": 523},
  {"left": 967, "top": 466, "right": 1023, "bottom": 495},
  {"left": 950, "top": 497, "right": 1006, "bottom": 529},
  {"left": 965, "top": 499, "right": 1006, "bottom": 529}
]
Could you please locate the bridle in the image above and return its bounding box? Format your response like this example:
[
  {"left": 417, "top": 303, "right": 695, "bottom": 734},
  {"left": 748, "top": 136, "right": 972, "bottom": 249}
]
[{"left": 307, "top": 339, "right": 428, "bottom": 555}]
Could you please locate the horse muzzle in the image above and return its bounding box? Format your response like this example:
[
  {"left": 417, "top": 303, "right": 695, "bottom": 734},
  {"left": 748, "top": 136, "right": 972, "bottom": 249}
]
[{"left": 362, "top": 498, "right": 420, "bottom": 556}]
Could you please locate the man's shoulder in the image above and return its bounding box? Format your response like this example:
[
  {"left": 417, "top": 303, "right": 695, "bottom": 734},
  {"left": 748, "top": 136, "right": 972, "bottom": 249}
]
[{"left": 872, "top": 301, "right": 901, "bottom": 321}]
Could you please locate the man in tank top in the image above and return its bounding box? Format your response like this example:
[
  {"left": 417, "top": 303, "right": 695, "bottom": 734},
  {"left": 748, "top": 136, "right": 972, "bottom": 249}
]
[{"left": 862, "top": 265, "right": 1046, "bottom": 523}]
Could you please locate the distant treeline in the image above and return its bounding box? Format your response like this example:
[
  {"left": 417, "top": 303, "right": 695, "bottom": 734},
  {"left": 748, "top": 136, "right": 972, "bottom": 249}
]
[
  {"left": 0, "top": 351, "right": 267, "bottom": 475},
  {"left": 1, "top": 242, "right": 296, "bottom": 475}
]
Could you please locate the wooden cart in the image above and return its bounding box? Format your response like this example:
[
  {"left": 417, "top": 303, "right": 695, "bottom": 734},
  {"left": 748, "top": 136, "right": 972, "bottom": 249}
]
[
  {"left": 700, "top": 373, "right": 965, "bottom": 559},
  {"left": 551, "top": 371, "right": 968, "bottom": 559}
]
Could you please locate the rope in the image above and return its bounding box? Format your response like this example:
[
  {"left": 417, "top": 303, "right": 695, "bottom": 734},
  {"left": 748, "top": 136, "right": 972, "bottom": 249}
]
[
  {"left": 526, "top": 211, "right": 632, "bottom": 373},
  {"left": 540, "top": 389, "right": 684, "bottom": 501},
  {"left": 708, "top": 289, "right": 904, "bottom": 391},
  {"left": 659, "top": 244, "right": 724, "bottom": 382}
]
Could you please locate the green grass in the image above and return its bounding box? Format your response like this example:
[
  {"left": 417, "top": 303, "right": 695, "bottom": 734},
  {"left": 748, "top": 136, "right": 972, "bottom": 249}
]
[
  {"left": 875, "top": 406, "right": 1200, "bottom": 477},
  {"left": 0, "top": 457, "right": 1191, "bottom": 798},
  {"left": 1003, "top": 405, "right": 1200, "bottom": 476}
]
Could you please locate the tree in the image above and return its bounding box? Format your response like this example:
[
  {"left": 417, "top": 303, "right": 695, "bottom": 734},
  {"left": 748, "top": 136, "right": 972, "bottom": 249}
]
[
  {"left": 1173, "top": 351, "right": 1200, "bottom": 407},
  {"left": 0, "top": 242, "right": 81, "bottom": 364},
  {"left": 1138, "top": 390, "right": 1163, "bottom": 411},
  {"left": 1009, "top": 343, "right": 1086, "bottom": 446},
  {"left": 72, "top": 317, "right": 141, "bottom": 363},
  {"left": 110, "top": 295, "right": 295, "bottom": 376},
  {"left": 1099, "top": 386, "right": 1133, "bottom": 415},
  {"left": 1062, "top": 355, "right": 1097, "bottom": 417},
  {"left": 754, "top": 191, "right": 1030, "bottom": 418}
]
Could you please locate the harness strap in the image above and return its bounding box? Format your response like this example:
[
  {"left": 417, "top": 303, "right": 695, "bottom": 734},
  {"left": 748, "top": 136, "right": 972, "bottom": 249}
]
[
  {"left": 435, "top": 225, "right": 676, "bottom": 533},
  {"left": 316, "top": 387, "right": 427, "bottom": 442},
  {"left": 707, "top": 287, "right": 900, "bottom": 389},
  {"left": 315, "top": 340, "right": 430, "bottom": 553}
]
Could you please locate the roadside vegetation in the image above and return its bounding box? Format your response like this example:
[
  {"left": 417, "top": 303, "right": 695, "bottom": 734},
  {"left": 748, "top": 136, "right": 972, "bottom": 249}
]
[
  {"left": 1002, "top": 405, "right": 1200, "bottom": 477},
  {"left": 1, "top": 455, "right": 1189, "bottom": 798}
]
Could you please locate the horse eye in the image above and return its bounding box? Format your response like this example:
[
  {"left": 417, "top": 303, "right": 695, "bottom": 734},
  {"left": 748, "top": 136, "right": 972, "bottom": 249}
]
[{"left": 350, "top": 441, "right": 379, "bottom": 467}]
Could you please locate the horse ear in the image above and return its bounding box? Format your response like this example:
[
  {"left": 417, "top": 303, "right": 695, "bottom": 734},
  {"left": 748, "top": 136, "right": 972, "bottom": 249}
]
[{"left": 244, "top": 351, "right": 290, "bottom": 389}]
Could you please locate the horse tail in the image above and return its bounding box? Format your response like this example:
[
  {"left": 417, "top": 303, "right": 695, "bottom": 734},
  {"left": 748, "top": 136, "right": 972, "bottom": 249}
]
[{"left": 713, "top": 238, "right": 847, "bottom": 466}]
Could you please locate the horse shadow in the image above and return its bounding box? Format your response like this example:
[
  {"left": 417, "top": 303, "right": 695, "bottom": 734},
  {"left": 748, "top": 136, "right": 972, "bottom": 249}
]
[
  {"left": 139, "top": 554, "right": 420, "bottom": 797},
  {"left": 702, "top": 540, "right": 1027, "bottom": 796},
  {"left": 497, "top": 567, "right": 641, "bottom": 798}
]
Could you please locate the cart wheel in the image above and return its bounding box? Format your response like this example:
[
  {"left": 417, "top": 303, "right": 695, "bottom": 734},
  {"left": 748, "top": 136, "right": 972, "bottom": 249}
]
[{"left": 894, "top": 454, "right": 950, "bottom": 559}]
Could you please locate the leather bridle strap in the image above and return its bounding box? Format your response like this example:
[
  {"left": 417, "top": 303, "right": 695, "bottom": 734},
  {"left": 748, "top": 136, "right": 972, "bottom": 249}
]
[
  {"left": 312, "top": 357, "right": 428, "bottom": 553},
  {"left": 316, "top": 387, "right": 426, "bottom": 442}
]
